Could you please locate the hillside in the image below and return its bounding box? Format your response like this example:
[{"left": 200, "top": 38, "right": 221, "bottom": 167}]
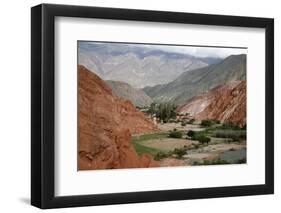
[
  {"left": 106, "top": 80, "right": 153, "bottom": 107},
  {"left": 78, "top": 65, "right": 159, "bottom": 170},
  {"left": 144, "top": 54, "right": 246, "bottom": 105},
  {"left": 78, "top": 42, "right": 214, "bottom": 88},
  {"left": 177, "top": 81, "right": 246, "bottom": 126}
]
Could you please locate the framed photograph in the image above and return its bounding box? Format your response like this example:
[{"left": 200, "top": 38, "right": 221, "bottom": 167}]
[{"left": 31, "top": 3, "right": 274, "bottom": 209}]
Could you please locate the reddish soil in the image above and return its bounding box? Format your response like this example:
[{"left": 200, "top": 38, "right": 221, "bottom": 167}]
[
  {"left": 78, "top": 65, "right": 159, "bottom": 170},
  {"left": 177, "top": 81, "right": 246, "bottom": 126}
]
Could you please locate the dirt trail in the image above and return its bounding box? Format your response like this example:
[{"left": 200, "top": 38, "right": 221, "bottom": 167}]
[
  {"left": 141, "top": 138, "right": 198, "bottom": 151},
  {"left": 157, "top": 123, "right": 204, "bottom": 132}
]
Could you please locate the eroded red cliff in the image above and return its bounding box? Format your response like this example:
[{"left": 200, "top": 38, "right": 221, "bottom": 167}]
[
  {"left": 78, "top": 65, "right": 159, "bottom": 170},
  {"left": 177, "top": 81, "right": 246, "bottom": 126}
]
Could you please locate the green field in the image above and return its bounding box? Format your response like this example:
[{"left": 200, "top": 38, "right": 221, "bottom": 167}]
[
  {"left": 132, "top": 121, "right": 246, "bottom": 162},
  {"left": 132, "top": 132, "right": 168, "bottom": 155}
]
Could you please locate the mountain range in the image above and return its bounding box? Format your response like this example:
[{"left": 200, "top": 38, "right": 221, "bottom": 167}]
[
  {"left": 78, "top": 42, "right": 222, "bottom": 88},
  {"left": 106, "top": 80, "right": 153, "bottom": 107},
  {"left": 143, "top": 54, "right": 246, "bottom": 105}
]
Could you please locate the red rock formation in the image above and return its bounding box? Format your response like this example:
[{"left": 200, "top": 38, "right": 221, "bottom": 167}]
[
  {"left": 78, "top": 65, "right": 159, "bottom": 170},
  {"left": 177, "top": 81, "right": 246, "bottom": 126}
]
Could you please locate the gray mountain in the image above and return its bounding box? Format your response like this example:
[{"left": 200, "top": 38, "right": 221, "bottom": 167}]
[
  {"left": 78, "top": 42, "right": 218, "bottom": 88},
  {"left": 106, "top": 80, "right": 153, "bottom": 107},
  {"left": 143, "top": 54, "right": 246, "bottom": 105}
]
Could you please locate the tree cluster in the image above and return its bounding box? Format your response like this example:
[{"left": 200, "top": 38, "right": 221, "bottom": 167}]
[{"left": 147, "top": 102, "right": 177, "bottom": 123}]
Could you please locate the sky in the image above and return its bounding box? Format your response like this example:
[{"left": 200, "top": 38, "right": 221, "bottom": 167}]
[
  {"left": 79, "top": 41, "right": 247, "bottom": 59},
  {"left": 140, "top": 44, "right": 247, "bottom": 58}
]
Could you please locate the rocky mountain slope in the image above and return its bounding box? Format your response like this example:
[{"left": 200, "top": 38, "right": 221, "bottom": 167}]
[
  {"left": 177, "top": 81, "right": 246, "bottom": 126},
  {"left": 106, "top": 80, "right": 153, "bottom": 107},
  {"left": 144, "top": 54, "right": 246, "bottom": 105},
  {"left": 78, "top": 65, "right": 159, "bottom": 170},
  {"left": 78, "top": 42, "right": 214, "bottom": 88}
]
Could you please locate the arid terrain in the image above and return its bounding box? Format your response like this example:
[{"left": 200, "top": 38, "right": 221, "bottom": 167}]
[
  {"left": 78, "top": 42, "right": 247, "bottom": 170},
  {"left": 177, "top": 81, "right": 246, "bottom": 126},
  {"left": 78, "top": 65, "right": 159, "bottom": 170},
  {"left": 132, "top": 122, "right": 246, "bottom": 167}
]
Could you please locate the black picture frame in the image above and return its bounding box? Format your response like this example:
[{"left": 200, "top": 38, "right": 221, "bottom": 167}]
[{"left": 31, "top": 3, "right": 274, "bottom": 209}]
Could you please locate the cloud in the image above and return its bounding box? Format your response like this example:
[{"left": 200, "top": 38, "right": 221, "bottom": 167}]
[
  {"left": 80, "top": 41, "right": 247, "bottom": 59},
  {"left": 146, "top": 45, "right": 247, "bottom": 58}
]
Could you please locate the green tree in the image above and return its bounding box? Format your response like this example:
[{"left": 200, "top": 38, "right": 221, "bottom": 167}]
[
  {"left": 200, "top": 119, "right": 214, "bottom": 127},
  {"left": 153, "top": 102, "right": 177, "bottom": 122},
  {"left": 169, "top": 129, "right": 182, "bottom": 138},
  {"left": 198, "top": 135, "right": 211, "bottom": 145},
  {"left": 187, "top": 130, "right": 195, "bottom": 138},
  {"left": 147, "top": 102, "right": 157, "bottom": 115},
  {"left": 173, "top": 148, "right": 186, "bottom": 159}
]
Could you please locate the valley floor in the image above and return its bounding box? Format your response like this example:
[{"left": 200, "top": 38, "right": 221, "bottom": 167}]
[{"left": 132, "top": 122, "right": 246, "bottom": 167}]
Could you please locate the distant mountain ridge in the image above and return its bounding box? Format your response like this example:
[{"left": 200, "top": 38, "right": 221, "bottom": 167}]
[
  {"left": 144, "top": 54, "right": 246, "bottom": 105},
  {"left": 78, "top": 42, "right": 222, "bottom": 88},
  {"left": 106, "top": 80, "right": 153, "bottom": 107}
]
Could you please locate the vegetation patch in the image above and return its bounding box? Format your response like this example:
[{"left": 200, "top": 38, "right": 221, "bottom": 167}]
[
  {"left": 200, "top": 119, "right": 220, "bottom": 127},
  {"left": 212, "top": 130, "right": 246, "bottom": 141},
  {"left": 172, "top": 147, "right": 187, "bottom": 159},
  {"left": 190, "top": 122, "right": 247, "bottom": 143},
  {"left": 132, "top": 132, "right": 169, "bottom": 155},
  {"left": 220, "top": 122, "right": 243, "bottom": 130},
  {"left": 190, "top": 131, "right": 210, "bottom": 141},
  {"left": 147, "top": 102, "right": 177, "bottom": 123},
  {"left": 193, "top": 158, "right": 230, "bottom": 166},
  {"left": 154, "top": 151, "right": 169, "bottom": 161},
  {"left": 197, "top": 135, "right": 211, "bottom": 145},
  {"left": 236, "top": 158, "right": 246, "bottom": 164},
  {"left": 132, "top": 141, "right": 160, "bottom": 156},
  {"left": 154, "top": 147, "right": 188, "bottom": 160},
  {"left": 187, "top": 130, "right": 195, "bottom": 138},
  {"left": 168, "top": 129, "right": 183, "bottom": 138}
]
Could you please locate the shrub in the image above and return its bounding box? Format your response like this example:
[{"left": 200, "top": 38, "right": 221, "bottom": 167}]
[
  {"left": 169, "top": 129, "right": 182, "bottom": 138},
  {"left": 189, "top": 130, "right": 211, "bottom": 143},
  {"left": 192, "top": 158, "right": 229, "bottom": 165},
  {"left": 181, "top": 121, "right": 187, "bottom": 126},
  {"left": 214, "top": 120, "right": 221, "bottom": 124},
  {"left": 200, "top": 119, "right": 214, "bottom": 127},
  {"left": 154, "top": 151, "right": 168, "bottom": 161},
  {"left": 231, "top": 135, "right": 240, "bottom": 142},
  {"left": 197, "top": 135, "right": 211, "bottom": 144},
  {"left": 191, "top": 133, "right": 204, "bottom": 141},
  {"left": 173, "top": 148, "right": 186, "bottom": 159},
  {"left": 187, "top": 130, "right": 195, "bottom": 138},
  {"left": 187, "top": 119, "right": 195, "bottom": 124},
  {"left": 236, "top": 158, "right": 246, "bottom": 164},
  {"left": 221, "top": 122, "right": 241, "bottom": 130},
  {"left": 213, "top": 130, "right": 246, "bottom": 141},
  {"left": 193, "top": 144, "right": 200, "bottom": 149}
]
